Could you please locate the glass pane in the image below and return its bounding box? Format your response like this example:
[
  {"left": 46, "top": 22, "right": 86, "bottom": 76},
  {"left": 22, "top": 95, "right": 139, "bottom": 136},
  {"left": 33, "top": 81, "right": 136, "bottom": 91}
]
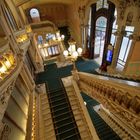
[
  {"left": 96, "top": 0, "right": 103, "bottom": 11},
  {"left": 118, "top": 37, "right": 129, "bottom": 60},
  {"left": 110, "top": 34, "right": 116, "bottom": 46},
  {"left": 48, "top": 47, "right": 52, "bottom": 55},
  {"left": 112, "top": 9, "right": 118, "bottom": 29},
  {"left": 52, "top": 47, "right": 56, "bottom": 55},
  {"left": 124, "top": 40, "right": 132, "bottom": 62},
  {"left": 94, "top": 16, "right": 107, "bottom": 59},
  {"left": 30, "top": 8, "right": 40, "bottom": 18},
  {"left": 55, "top": 46, "right": 59, "bottom": 54},
  {"left": 96, "top": 17, "right": 107, "bottom": 28},
  {"left": 38, "top": 35, "right": 43, "bottom": 44},
  {"left": 94, "top": 36, "right": 100, "bottom": 55},
  {"left": 103, "top": 0, "right": 109, "bottom": 9}
]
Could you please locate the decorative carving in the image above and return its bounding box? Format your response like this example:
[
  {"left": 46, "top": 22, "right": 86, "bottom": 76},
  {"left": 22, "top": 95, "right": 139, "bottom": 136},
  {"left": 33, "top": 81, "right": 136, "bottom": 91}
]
[
  {"left": 118, "top": 0, "right": 140, "bottom": 20},
  {"left": 78, "top": 6, "right": 85, "bottom": 25},
  {"left": 129, "top": 34, "right": 140, "bottom": 41},
  {"left": 77, "top": 72, "right": 140, "bottom": 134},
  {"left": 126, "top": 12, "right": 133, "bottom": 25}
]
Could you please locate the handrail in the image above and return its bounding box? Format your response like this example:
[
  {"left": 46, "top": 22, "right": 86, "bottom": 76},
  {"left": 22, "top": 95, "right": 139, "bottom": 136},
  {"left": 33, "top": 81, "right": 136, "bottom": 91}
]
[{"left": 74, "top": 71, "right": 140, "bottom": 137}]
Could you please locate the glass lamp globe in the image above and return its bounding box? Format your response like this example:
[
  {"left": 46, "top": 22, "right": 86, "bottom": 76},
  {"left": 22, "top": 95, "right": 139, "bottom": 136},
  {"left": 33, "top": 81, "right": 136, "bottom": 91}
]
[
  {"left": 63, "top": 50, "right": 68, "bottom": 57},
  {"left": 77, "top": 47, "right": 83, "bottom": 55},
  {"left": 72, "top": 51, "right": 78, "bottom": 59},
  {"left": 61, "top": 35, "right": 65, "bottom": 39}
]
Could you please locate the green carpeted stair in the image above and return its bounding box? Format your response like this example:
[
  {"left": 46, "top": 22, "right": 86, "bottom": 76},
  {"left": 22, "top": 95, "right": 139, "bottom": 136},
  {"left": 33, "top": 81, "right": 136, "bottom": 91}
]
[
  {"left": 46, "top": 82, "right": 81, "bottom": 140},
  {"left": 36, "top": 59, "right": 121, "bottom": 139},
  {"left": 81, "top": 92, "right": 121, "bottom": 140}
]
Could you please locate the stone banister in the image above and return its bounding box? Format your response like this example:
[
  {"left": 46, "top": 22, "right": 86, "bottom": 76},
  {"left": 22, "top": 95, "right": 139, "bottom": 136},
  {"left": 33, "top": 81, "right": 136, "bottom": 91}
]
[{"left": 74, "top": 72, "right": 140, "bottom": 139}]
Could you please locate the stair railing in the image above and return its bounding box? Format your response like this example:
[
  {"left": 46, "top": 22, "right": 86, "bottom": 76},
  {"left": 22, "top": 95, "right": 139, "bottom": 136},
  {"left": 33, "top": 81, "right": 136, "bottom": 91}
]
[{"left": 73, "top": 71, "right": 140, "bottom": 139}]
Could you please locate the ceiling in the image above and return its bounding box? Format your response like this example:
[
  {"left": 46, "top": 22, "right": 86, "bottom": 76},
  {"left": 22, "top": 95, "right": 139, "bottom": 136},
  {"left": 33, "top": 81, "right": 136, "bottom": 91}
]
[{"left": 13, "top": 0, "right": 74, "bottom": 9}]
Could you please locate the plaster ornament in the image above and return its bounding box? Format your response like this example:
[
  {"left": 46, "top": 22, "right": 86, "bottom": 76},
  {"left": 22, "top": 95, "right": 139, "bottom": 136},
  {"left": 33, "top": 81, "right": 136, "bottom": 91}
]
[{"left": 126, "top": 12, "right": 133, "bottom": 25}]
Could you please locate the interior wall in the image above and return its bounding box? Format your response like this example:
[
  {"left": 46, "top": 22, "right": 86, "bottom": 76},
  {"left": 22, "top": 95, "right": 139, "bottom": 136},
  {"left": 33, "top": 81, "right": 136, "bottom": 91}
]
[{"left": 2, "top": 75, "right": 30, "bottom": 140}]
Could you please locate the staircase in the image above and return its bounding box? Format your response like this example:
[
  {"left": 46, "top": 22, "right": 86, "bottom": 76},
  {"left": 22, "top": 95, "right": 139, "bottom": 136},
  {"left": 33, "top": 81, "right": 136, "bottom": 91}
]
[
  {"left": 81, "top": 92, "right": 121, "bottom": 140},
  {"left": 46, "top": 84, "right": 81, "bottom": 140},
  {"left": 64, "top": 84, "right": 95, "bottom": 140},
  {"left": 97, "top": 109, "right": 137, "bottom": 140}
]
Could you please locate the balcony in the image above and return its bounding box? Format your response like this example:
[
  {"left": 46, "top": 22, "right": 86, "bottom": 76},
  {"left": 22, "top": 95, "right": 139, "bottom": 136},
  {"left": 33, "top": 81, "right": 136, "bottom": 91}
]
[
  {"left": 30, "top": 20, "right": 55, "bottom": 32},
  {"left": 14, "top": 28, "right": 30, "bottom": 54}
]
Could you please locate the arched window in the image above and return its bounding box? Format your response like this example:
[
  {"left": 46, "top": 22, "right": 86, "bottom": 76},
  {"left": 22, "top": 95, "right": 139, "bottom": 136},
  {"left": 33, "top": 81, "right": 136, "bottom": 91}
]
[
  {"left": 94, "top": 16, "right": 107, "bottom": 65},
  {"left": 30, "top": 8, "right": 40, "bottom": 22}
]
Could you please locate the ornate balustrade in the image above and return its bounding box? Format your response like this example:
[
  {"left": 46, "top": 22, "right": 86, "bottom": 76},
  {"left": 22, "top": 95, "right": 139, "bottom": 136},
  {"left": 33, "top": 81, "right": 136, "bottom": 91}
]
[
  {"left": 0, "top": 52, "right": 24, "bottom": 124},
  {"left": 74, "top": 72, "right": 140, "bottom": 137}
]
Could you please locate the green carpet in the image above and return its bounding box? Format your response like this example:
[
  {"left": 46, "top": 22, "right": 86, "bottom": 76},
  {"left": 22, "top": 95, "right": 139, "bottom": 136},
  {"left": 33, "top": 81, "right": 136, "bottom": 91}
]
[
  {"left": 36, "top": 59, "right": 99, "bottom": 86},
  {"left": 46, "top": 79, "right": 81, "bottom": 139}
]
